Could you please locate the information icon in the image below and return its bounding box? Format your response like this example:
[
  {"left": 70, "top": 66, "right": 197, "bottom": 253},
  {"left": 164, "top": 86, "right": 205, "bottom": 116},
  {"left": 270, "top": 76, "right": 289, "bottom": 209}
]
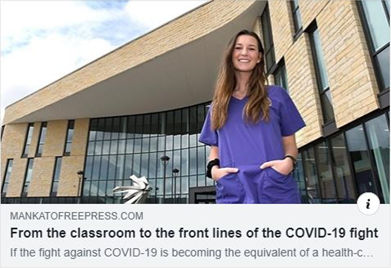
[{"left": 357, "top": 192, "right": 380, "bottom": 215}]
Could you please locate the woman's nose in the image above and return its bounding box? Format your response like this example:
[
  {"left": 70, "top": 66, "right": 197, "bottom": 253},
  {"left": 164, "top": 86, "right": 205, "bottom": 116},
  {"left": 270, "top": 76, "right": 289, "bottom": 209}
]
[{"left": 240, "top": 49, "right": 248, "bottom": 55}]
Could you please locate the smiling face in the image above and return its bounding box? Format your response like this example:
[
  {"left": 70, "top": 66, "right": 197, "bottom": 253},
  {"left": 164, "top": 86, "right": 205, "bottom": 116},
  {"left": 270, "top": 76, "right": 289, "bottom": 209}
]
[{"left": 231, "top": 34, "right": 262, "bottom": 73}]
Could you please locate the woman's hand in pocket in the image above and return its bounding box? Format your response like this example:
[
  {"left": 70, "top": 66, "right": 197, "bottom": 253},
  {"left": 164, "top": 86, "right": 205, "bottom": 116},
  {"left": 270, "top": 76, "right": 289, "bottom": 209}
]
[
  {"left": 211, "top": 166, "right": 239, "bottom": 181},
  {"left": 260, "top": 159, "right": 293, "bottom": 175}
]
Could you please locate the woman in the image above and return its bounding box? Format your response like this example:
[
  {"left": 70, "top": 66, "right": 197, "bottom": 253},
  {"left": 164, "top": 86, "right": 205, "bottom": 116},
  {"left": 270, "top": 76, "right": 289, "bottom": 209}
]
[{"left": 199, "top": 30, "right": 305, "bottom": 204}]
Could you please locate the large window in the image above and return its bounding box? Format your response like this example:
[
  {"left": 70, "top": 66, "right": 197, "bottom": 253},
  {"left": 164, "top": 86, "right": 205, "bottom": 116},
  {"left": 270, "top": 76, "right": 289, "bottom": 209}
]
[
  {"left": 302, "top": 147, "right": 321, "bottom": 203},
  {"left": 22, "top": 159, "right": 34, "bottom": 195},
  {"left": 365, "top": 114, "right": 390, "bottom": 203},
  {"left": 22, "top": 123, "right": 34, "bottom": 158},
  {"left": 84, "top": 103, "right": 211, "bottom": 204},
  {"left": 36, "top": 122, "right": 47, "bottom": 157},
  {"left": 2, "top": 159, "right": 13, "bottom": 195},
  {"left": 345, "top": 125, "right": 377, "bottom": 196},
  {"left": 330, "top": 134, "right": 357, "bottom": 203},
  {"left": 297, "top": 111, "right": 389, "bottom": 204},
  {"left": 64, "top": 120, "right": 75, "bottom": 156},
  {"left": 274, "top": 59, "right": 289, "bottom": 91},
  {"left": 292, "top": 153, "right": 307, "bottom": 203},
  {"left": 308, "top": 23, "right": 335, "bottom": 124},
  {"left": 261, "top": 4, "right": 275, "bottom": 73},
  {"left": 51, "top": 157, "right": 62, "bottom": 196},
  {"left": 359, "top": 0, "right": 390, "bottom": 91},
  {"left": 291, "top": 0, "right": 303, "bottom": 37},
  {"left": 316, "top": 141, "right": 337, "bottom": 202},
  {"left": 1, "top": 125, "right": 4, "bottom": 141}
]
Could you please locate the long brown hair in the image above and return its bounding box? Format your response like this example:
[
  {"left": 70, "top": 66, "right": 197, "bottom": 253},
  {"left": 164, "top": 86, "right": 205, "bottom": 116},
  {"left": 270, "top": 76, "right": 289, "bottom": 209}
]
[{"left": 211, "top": 30, "right": 269, "bottom": 130}]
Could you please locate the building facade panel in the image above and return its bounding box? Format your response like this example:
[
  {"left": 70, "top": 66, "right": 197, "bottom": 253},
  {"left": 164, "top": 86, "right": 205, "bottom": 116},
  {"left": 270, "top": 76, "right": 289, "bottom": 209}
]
[
  {"left": 300, "top": 0, "right": 329, "bottom": 30},
  {"left": 43, "top": 120, "right": 68, "bottom": 157},
  {"left": 71, "top": 119, "right": 90, "bottom": 156},
  {"left": 57, "top": 156, "right": 85, "bottom": 196},
  {"left": 27, "top": 157, "right": 55, "bottom": 197},
  {"left": 269, "top": 0, "right": 294, "bottom": 63},
  {"left": 4, "top": 158, "right": 28, "bottom": 197},
  {"left": 1, "top": 124, "right": 28, "bottom": 181},
  {"left": 317, "top": 0, "right": 380, "bottom": 128},
  {"left": 285, "top": 34, "right": 323, "bottom": 147}
]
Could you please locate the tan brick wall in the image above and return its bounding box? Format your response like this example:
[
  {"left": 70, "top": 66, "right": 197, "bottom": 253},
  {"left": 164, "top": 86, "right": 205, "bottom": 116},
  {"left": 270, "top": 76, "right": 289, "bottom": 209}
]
[
  {"left": 317, "top": 0, "right": 379, "bottom": 128},
  {"left": 1, "top": 124, "right": 27, "bottom": 182},
  {"left": 300, "top": 0, "right": 329, "bottom": 30},
  {"left": 3, "top": 1, "right": 258, "bottom": 125},
  {"left": 43, "top": 120, "right": 67, "bottom": 157},
  {"left": 71, "top": 119, "right": 89, "bottom": 156},
  {"left": 2, "top": 118, "right": 89, "bottom": 197},
  {"left": 269, "top": 0, "right": 294, "bottom": 63},
  {"left": 27, "top": 157, "right": 55, "bottom": 197},
  {"left": 285, "top": 34, "right": 323, "bottom": 147},
  {"left": 5, "top": 158, "right": 28, "bottom": 197},
  {"left": 57, "top": 156, "right": 85, "bottom": 196}
]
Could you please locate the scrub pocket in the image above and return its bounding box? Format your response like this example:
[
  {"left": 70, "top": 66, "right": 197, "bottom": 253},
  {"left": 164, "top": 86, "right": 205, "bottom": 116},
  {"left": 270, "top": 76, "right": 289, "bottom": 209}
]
[
  {"left": 260, "top": 167, "right": 301, "bottom": 204},
  {"left": 215, "top": 172, "right": 245, "bottom": 204}
]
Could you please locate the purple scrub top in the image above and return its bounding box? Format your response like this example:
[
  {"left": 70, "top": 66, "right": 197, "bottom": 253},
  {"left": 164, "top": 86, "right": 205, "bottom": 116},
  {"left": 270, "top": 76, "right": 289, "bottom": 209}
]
[{"left": 199, "top": 85, "right": 306, "bottom": 204}]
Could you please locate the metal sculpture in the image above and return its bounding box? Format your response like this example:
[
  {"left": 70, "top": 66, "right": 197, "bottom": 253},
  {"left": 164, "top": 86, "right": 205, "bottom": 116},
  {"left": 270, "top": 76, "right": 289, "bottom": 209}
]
[{"left": 113, "top": 175, "right": 151, "bottom": 204}]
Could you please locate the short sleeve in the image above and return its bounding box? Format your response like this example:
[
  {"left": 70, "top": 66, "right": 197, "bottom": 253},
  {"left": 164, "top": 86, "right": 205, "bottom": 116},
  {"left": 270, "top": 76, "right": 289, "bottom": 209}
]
[
  {"left": 279, "top": 91, "right": 306, "bottom": 136},
  {"left": 199, "top": 107, "right": 218, "bottom": 146}
]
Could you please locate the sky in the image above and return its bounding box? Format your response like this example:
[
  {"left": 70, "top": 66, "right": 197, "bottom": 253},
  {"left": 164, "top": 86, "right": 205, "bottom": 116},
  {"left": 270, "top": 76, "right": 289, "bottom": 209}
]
[{"left": 0, "top": 0, "right": 209, "bottom": 124}]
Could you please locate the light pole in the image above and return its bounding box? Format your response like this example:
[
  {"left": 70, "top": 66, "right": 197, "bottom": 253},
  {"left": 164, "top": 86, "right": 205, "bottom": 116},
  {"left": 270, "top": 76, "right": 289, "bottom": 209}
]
[
  {"left": 172, "top": 168, "right": 179, "bottom": 203},
  {"left": 160, "top": 155, "right": 170, "bottom": 204},
  {"left": 77, "top": 170, "right": 84, "bottom": 203}
]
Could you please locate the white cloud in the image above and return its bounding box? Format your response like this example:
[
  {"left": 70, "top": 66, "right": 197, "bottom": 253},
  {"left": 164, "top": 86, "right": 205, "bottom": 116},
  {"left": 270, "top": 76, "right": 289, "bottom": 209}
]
[{"left": 1, "top": 1, "right": 112, "bottom": 52}]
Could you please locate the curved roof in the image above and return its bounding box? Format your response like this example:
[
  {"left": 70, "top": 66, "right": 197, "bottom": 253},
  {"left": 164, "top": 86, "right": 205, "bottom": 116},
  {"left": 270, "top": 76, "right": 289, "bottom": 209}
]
[{"left": 3, "top": 0, "right": 265, "bottom": 124}]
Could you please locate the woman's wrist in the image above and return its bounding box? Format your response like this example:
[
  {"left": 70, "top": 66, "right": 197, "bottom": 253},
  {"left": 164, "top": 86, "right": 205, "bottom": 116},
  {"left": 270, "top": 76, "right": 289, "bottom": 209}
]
[
  {"left": 206, "top": 158, "right": 220, "bottom": 178},
  {"left": 284, "top": 155, "right": 297, "bottom": 172}
]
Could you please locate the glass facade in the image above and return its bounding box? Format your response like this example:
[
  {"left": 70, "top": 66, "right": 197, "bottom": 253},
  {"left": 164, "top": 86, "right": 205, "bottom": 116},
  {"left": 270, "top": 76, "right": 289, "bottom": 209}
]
[
  {"left": 83, "top": 103, "right": 212, "bottom": 204},
  {"left": 78, "top": 106, "right": 390, "bottom": 204},
  {"left": 316, "top": 141, "right": 337, "bottom": 203},
  {"left": 330, "top": 134, "right": 357, "bottom": 203},
  {"left": 364, "top": 114, "right": 390, "bottom": 203},
  {"left": 302, "top": 147, "right": 322, "bottom": 203},
  {"left": 294, "top": 112, "right": 390, "bottom": 204}
]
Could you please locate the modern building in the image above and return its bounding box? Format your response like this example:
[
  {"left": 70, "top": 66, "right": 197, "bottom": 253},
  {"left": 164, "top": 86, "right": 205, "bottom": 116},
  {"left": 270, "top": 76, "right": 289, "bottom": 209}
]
[{"left": 1, "top": 0, "right": 389, "bottom": 204}]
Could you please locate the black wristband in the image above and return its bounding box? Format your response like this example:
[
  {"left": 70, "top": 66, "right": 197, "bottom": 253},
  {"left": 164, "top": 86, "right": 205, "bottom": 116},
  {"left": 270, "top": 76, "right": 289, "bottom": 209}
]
[
  {"left": 206, "top": 158, "right": 220, "bottom": 178},
  {"left": 284, "top": 155, "right": 297, "bottom": 171}
]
